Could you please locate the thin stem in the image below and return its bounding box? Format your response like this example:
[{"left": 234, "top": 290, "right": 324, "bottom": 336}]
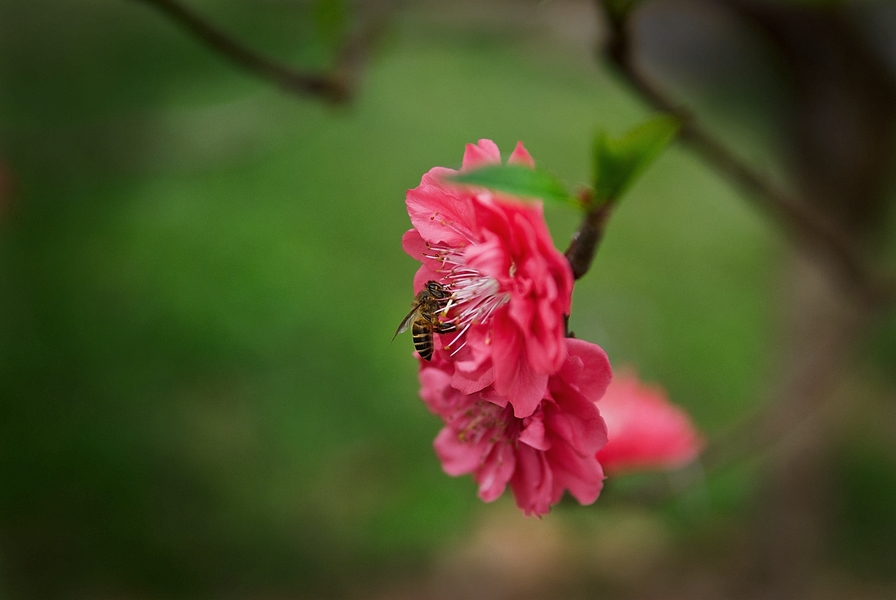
[
  {"left": 565, "top": 190, "right": 612, "bottom": 280},
  {"left": 132, "top": 0, "right": 355, "bottom": 102}
]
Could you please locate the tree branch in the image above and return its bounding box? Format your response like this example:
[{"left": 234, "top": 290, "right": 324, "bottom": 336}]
[
  {"left": 132, "top": 0, "right": 375, "bottom": 103},
  {"left": 565, "top": 190, "right": 612, "bottom": 280},
  {"left": 593, "top": 0, "right": 895, "bottom": 309}
]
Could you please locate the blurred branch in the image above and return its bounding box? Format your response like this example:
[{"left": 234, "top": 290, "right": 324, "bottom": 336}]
[
  {"left": 133, "top": 0, "right": 387, "bottom": 103},
  {"left": 593, "top": 0, "right": 896, "bottom": 309},
  {"left": 589, "top": 0, "right": 894, "bottom": 515}
]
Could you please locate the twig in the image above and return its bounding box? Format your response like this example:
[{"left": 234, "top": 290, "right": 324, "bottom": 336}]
[
  {"left": 132, "top": 0, "right": 362, "bottom": 103},
  {"left": 565, "top": 190, "right": 612, "bottom": 280},
  {"left": 585, "top": 0, "right": 893, "bottom": 511},
  {"left": 592, "top": 0, "right": 895, "bottom": 309}
]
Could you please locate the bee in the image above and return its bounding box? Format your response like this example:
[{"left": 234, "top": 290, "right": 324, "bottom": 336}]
[{"left": 393, "top": 280, "right": 457, "bottom": 361}]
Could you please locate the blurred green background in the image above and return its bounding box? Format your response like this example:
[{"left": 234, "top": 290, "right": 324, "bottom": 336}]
[{"left": 2, "top": 1, "right": 894, "bottom": 598}]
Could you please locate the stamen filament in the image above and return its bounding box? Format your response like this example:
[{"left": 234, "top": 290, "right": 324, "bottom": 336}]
[{"left": 424, "top": 243, "right": 511, "bottom": 353}]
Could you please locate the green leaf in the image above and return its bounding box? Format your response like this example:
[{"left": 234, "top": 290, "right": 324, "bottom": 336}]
[
  {"left": 448, "top": 165, "right": 577, "bottom": 207},
  {"left": 592, "top": 115, "right": 680, "bottom": 206}
]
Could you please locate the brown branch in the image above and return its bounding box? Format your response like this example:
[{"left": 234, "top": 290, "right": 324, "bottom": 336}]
[
  {"left": 132, "top": 0, "right": 364, "bottom": 103},
  {"left": 593, "top": 0, "right": 895, "bottom": 310},
  {"left": 585, "top": 0, "right": 893, "bottom": 512},
  {"left": 565, "top": 190, "right": 612, "bottom": 280}
]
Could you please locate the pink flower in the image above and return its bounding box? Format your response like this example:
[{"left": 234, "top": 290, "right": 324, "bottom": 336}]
[
  {"left": 402, "top": 140, "right": 574, "bottom": 418},
  {"left": 596, "top": 371, "right": 703, "bottom": 473},
  {"left": 419, "top": 338, "right": 612, "bottom": 517}
]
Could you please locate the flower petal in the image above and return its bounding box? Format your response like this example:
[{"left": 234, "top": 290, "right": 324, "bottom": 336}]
[
  {"left": 476, "top": 440, "right": 516, "bottom": 502},
  {"left": 406, "top": 170, "right": 476, "bottom": 247},
  {"left": 434, "top": 427, "right": 485, "bottom": 476},
  {"left": 547, "top": 437, "right": 605, "bottom": 506},
  {"left": 562, "top": 338, "right": 613, "bottom": 403},
  {"left": 518, "top": 415, "right": 549, "bottom": 451},
  {"left": 510, "top": 446, "right": 553, "bottom": 516},
  {"left": 596, "top": 371, "right": 703, "bottom": 473},
  {"left": 507, "top": 141, "right": 535, "bottom": 168},
  {"left": 461, "top": 139, "right": 502, "bottom": 171}
]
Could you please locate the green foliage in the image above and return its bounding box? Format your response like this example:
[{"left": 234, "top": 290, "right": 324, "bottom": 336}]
[
  {"left": 867, "top": 309, "right": 896, "bottom": 384},
  {"left": 591, "top": 114, "right": 680, "bottom": 207},
  {"left": 313, "top": 0, "right": 349, "bottom": 48},
  {"left": 832, "top": 440, "right": 896, "bottom": 580},
  {"left": 0, "top": 2, "right": 791, "bottom": 598},
  {"left": 448, "top": 164, "right": 577, "bottom": 207}
]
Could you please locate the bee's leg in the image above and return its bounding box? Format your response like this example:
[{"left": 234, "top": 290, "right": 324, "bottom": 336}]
[
  {"left": 437, "top": 295, "right": 454, "bottom": 311},
  {"left": 434, "top": 321, "right": 457, "bottom": 334}
]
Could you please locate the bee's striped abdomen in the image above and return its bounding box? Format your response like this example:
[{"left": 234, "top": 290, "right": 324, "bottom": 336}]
[{"left": 412, "top": 320, "right": 434, "bottom": 361}]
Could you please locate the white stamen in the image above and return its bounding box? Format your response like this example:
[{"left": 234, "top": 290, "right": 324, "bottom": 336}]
[{"left": 426, "top": 243, "right": 511, "bottom": 350}]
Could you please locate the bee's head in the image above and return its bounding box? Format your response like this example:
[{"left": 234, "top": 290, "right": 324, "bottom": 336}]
[{"left": 425, "top": 280, "right": 450, "bottom": 298}]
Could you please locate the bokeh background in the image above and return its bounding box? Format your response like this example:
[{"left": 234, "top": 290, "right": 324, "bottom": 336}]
[{"left": 2, "top": 1, "right": 895, "bottom": 598}]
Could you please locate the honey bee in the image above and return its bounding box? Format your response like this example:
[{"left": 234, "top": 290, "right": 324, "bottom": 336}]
[{"left": 393, "top": 280, "right": 457, "bottom": 361}]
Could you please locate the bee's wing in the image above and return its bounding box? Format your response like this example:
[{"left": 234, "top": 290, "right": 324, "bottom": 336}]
[{"left": 392, "top": 304, "right": 421, "bottom": 341}]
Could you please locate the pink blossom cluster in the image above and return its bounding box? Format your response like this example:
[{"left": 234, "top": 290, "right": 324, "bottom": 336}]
[{"left": 402, "top": 140, "right": 701, "bottom": 516}]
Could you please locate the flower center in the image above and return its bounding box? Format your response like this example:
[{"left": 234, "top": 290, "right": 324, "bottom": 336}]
[
  {"left": 455, "top": 400, "right": 509, "bottom": 444},
  {"left": 424, "top": 244, "right": 511, "bottom": 353}
]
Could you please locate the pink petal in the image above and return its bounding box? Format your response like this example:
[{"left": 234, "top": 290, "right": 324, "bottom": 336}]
[
  {"left": 418, "top": 367, "right": 453, "bottom": 414},
  {"left": 490, "top": 313, "right": 548, "bottom": 417},
  {"left": 406, "top": 169, "right": 476, "bottom": 247},
  {"left": 476, "top": 441, "right": 516, "bottom": 502},
  {"left": 434, "top": 427, "right": 485, "bottom": 476},
  {"left": 546, "top": 380, "right": 608, "bottom": 457},
  {"left": 507, "top": 141, "right": 535, "bottom": 168},
  {"left": 547, "top": 440, "right": 605, "bottom": 506},
  {"left": 510, "top": 446, "right": 553, "bottom": 517},
  {"left": 596, "top": 371, "right": 703, "bottom": 473},
  {"left": 518, "top": 416, "right": 549, "bottom": 451},
  {"left": 500, "top": 366, "right": 548, "bottom": 419},
  {"left": 461, "top": 139, "right": 502, "bottom": 171},
  {"left": 401, "top": 229, "right": 429, "bottom": 262},
  {"left": 463, "top": 233, "right": 510, "bottom": 281},
  {"left": 562, "top": 338, "right": 613, "bottom": 403},
  {"left": 451, "top": 331, "right": 497, "bottom": 394}
]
